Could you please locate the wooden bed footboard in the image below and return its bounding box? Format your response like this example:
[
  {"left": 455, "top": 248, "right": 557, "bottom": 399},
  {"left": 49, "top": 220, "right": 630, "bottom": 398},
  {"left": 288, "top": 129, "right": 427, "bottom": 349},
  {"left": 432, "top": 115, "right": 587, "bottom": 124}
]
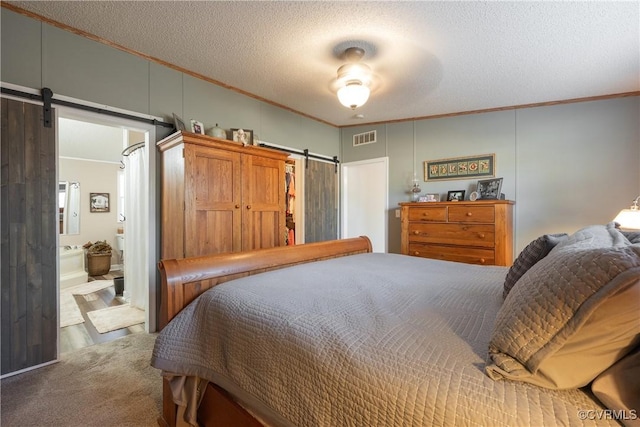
[{"left": 157, "top": 236, "right": 372, "bottom": 427}]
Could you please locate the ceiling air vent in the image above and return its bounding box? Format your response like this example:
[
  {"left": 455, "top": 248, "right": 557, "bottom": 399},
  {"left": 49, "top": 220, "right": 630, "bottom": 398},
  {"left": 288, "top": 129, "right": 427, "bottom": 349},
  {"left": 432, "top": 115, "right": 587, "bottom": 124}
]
[{"left": 353, "top": 130, "right": 377, "bottom": 147}]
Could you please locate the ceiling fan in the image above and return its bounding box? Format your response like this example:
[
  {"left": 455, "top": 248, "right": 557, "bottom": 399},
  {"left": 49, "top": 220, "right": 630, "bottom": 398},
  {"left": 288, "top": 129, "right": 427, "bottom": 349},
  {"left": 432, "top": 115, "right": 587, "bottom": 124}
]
[{"left": 335, "top": 47, "right": 373, "bottom": 110}]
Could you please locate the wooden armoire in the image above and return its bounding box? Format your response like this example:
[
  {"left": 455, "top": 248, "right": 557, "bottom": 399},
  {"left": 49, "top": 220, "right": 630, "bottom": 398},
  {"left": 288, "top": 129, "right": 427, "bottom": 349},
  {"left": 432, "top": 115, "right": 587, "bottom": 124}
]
[{"left": 157, "top": 131, "right": 289, "bottom": 259}]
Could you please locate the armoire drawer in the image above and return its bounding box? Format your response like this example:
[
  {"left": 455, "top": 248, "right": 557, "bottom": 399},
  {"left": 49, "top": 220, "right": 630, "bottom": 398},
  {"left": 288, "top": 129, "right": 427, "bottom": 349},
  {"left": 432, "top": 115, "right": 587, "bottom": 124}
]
[
  {"left": 407, "top": 243, "right": 495, "bottom": 265},
  {"left": 407, "top": 223, "right": 495, "bottom": 248}
]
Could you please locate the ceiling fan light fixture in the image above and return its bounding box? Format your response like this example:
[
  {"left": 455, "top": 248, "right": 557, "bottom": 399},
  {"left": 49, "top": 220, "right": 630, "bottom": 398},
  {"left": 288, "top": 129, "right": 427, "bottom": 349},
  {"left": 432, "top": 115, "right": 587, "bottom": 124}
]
[
  {"left": 335, "top": 47, "right": 373, "bottom": 110},
  {"left": 337, "top": 81, "right": 370, "bottom": 110},
  {"left": 337, "top": 63, "right": 372, "bottom": 85}
]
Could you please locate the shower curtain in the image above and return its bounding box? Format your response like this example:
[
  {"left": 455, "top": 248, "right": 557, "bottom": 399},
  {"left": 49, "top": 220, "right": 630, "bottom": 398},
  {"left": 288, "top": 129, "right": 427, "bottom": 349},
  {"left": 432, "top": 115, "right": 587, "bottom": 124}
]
[
  {"left": 66, "top": 182, "right": 81, "bottom": 234},
  {"left": 123, "top": 146, "right": 148, "bottom": 311}
]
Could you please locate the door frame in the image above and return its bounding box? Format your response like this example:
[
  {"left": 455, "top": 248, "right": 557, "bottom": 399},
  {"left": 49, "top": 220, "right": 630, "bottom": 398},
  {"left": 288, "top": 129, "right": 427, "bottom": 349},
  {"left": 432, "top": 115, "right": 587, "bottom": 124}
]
[
  {"left": 340, "top": 157, "right": 389, "bottom": 252},
  {"left": 55, "top": 105, "right": 158, "bottom": 336},
  {"left": 256, "top": 141, "right": 307, "bottom": 245}
]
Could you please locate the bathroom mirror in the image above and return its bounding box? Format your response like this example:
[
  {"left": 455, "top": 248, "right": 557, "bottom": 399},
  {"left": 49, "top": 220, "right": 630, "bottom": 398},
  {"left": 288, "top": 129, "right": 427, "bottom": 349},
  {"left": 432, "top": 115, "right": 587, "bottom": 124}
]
[{"left": 59, "top": 181, "right": 80, "bottom": 235}]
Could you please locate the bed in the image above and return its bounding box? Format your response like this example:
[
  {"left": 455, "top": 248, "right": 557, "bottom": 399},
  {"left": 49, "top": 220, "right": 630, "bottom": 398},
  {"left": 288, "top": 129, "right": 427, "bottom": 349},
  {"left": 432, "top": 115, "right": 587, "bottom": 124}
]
[{"left": 152, "top": 224, "right": 640, "bottom": 427}]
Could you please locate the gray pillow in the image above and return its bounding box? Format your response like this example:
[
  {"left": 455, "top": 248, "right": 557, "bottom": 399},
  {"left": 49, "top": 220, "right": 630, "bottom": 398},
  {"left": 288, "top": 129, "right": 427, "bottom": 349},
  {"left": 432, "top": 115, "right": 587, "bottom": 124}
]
[
  {"left": 487, "top": 223, "right": 640, "bottom": 389},
  {"left": 591, "top": 346, "right": 640, "bottom": 427},
  {"left": 622, "top": 230, "right": 640, "bottom": 244},
  {"left": 502, "top": 233, "right": 568, "bottom": 299}
]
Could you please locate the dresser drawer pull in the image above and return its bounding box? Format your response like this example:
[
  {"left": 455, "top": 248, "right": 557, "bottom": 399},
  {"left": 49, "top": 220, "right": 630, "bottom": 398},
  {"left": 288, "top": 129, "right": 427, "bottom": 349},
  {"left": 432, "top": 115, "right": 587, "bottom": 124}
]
[
  {"left": 413, "top": 251, "right": 420, "bottom": 256},
  {"left": 479, "top": 258, "right": 486, "bottom": 264},
  {"left": 478, "top": 233, "right": 486, "bottom": 239},
  {"left": 413, "top": 230, "right": 420, "bottom": 235},
  {"left": 466, "top": 212, "right": 473, "bottom": 216}
]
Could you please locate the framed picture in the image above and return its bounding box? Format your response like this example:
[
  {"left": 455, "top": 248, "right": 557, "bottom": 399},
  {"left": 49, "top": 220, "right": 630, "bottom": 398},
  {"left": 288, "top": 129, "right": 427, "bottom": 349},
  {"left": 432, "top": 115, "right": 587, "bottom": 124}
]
[
  {"left": 424, "top": 153, "right": 495, "bottom": 181},
  {"left": 172, "top": 113, "right": 186, "bottom": 131},
  {"left": 425, "top": 193, "right": 439, "bottom": 202},
  {"left": 190, "top": 120, "right": 204, "bottom": 135},
  {"left": 447, "top": 190, "right": 465, "bottom": 202},
  {"left": 476, "top": 177, "right": 503, "bottom": 200},
  {"left": 90, "top": 193, "right": 110, "bottom": 213},
  {"left": 231, "top": 128, "right": 253, "bottom": 146}
]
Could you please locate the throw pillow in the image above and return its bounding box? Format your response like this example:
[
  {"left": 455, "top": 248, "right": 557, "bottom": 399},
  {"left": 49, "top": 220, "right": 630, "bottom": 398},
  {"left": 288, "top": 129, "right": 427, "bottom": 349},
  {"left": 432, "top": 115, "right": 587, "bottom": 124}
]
[
  {"left": 487, "top": 223, "right": 640, "bottom": 389},
  {"left": 591, "top": 346, "right": 640, "bottom": 427},
  {"left": 622, "top": 230, "right": 640, "bottom": 244},
  {"left": 502, "top": 233, "right": 568, "bottom": 299}
]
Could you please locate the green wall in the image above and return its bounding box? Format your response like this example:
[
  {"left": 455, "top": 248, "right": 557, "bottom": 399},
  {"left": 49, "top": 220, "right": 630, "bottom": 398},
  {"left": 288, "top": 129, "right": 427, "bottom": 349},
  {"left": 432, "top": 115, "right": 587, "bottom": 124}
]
[
  {"left": 0, "top": 9, "right": 339, "bottom": 156},
  {"left": 341, "top": 97, "right": 640, "bottom": 254},
  {"left": 3, "top": 8, "right": 638, "bottom": 258}
]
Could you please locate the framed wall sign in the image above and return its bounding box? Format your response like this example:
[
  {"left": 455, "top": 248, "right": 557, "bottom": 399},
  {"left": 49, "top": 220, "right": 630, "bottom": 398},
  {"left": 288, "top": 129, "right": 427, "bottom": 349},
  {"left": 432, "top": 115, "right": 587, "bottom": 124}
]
[{"left": 424, "top": 153, "right": 495, "bottom": 181}]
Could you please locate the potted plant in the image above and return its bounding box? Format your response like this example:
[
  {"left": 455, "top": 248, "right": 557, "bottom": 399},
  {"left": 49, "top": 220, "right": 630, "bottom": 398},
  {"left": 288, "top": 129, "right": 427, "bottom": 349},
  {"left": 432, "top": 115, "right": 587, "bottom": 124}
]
[{"left": 83, "top": 240, "right": 112, "bottom": 276}]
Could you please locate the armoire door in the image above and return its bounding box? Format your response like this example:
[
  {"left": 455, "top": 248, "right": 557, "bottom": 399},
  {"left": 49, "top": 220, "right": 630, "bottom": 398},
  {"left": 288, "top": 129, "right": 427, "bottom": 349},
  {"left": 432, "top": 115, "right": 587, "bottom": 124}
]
[
  {"left": 1, "top": 98, "right": 58, "bottom": 375},
  {"left": 241, "top": 154, "right": 285, "bottom": 250},
  {"left": 185, "top": 145, "right": 242, "bottom": 257}
]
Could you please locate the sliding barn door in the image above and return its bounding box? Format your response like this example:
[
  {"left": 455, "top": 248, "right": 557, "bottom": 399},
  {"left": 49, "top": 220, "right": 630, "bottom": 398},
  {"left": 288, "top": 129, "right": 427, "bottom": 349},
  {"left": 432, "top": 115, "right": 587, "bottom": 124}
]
[
  {"left": 304, "top": 159, "right": 338, "bottom": 243},
  {"left": 1, "top": 98, "right": 58, "bottom": 375}
]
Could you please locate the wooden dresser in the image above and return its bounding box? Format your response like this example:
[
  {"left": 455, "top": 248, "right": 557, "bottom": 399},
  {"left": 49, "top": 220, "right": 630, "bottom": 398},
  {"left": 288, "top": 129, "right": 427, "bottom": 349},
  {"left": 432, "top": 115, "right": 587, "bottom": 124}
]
[
  {"left": 399, "top": 200, "right": 514, "bottom": 266},
  {"left": 158, "top": 131, "right": 289, "bottom": 260}
]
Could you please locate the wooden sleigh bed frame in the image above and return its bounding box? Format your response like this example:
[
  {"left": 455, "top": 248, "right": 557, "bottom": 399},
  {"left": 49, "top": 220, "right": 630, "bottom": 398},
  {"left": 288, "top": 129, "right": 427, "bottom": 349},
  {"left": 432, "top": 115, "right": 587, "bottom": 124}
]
[{"left": 157, "top": 236, "right": 373, "bottom": 427}]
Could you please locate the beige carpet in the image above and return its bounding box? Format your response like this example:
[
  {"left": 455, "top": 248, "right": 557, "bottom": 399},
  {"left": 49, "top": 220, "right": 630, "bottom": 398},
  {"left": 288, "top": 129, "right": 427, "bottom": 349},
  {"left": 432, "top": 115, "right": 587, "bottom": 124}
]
[
  {"left": 87, "top": 304, "right": 145, "bottom": 333},
  {"left": 1, "top": 333, "right": 161, "bottom": 427},
  {"left": 60, "top": 291, "right": 84, "bottom": 327}
]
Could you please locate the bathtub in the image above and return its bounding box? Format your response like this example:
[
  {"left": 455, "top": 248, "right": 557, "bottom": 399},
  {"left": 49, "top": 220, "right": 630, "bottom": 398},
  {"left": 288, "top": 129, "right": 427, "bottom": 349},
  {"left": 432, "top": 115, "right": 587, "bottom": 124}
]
[{"left": 59, "top": 247, "right": 88, "bottom": 289}]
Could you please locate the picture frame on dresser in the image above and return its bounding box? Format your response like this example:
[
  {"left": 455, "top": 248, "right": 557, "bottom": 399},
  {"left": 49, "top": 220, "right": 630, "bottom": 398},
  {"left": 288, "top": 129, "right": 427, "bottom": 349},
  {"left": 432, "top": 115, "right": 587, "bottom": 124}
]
[
  {"left": 447, "top": 190, "right": 465, "bottom": 201},
  {"left": 477, "top": 177, "right": 503, "bottom": 200},
  {"left": 419, "top": 194, "right": 439, "bottom": 202}
]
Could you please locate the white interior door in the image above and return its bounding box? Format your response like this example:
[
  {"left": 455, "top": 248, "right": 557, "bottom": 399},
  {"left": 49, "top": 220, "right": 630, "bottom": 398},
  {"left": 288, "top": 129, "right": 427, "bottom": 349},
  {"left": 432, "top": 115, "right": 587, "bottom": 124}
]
[{"left": 341, "top": 157, "right": 388, "bottom": 252}]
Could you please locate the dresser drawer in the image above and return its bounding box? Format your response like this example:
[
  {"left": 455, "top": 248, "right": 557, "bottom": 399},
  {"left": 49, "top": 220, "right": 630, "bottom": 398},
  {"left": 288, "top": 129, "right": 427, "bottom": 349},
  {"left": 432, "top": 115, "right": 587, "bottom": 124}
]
[
  {"left": 407, "top": 207, "right": 447, "bottom": 222},
  {"left": 407, "top": 223, "right": 495, "bottom": 248},
  {"left": 447, "top": 205, "right": 495, "bottom": 223},
  {"left": 408, "top": 243, "right": 495, "bottom": 265}
]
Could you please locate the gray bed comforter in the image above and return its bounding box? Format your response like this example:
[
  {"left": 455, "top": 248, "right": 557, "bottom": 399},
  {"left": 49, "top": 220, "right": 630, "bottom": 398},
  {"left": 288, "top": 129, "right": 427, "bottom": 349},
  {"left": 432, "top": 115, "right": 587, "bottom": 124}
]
[{"left": 151, "top": 253, "right": 616, "bottom": 426}]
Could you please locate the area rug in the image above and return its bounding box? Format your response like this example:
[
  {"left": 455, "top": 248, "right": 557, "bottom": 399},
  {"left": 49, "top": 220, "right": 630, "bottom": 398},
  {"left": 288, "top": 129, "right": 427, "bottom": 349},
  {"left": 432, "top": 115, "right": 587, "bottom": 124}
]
[
  {"left": 60, "top": 291, "right": 84, "bottom": 327},
  {"left": 1, "top": 333, "right": 161, "bottom": 427},
  {"left": 66, "top": 279, "right": 114, "bottom": 295},
  {"left": 87, "top": 304, "right": 145, "bottom": 333}
]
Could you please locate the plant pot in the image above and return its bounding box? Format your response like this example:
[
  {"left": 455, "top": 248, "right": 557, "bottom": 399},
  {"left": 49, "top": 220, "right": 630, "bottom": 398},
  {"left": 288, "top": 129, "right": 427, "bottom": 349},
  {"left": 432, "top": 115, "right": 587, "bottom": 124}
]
[{"left": 87, "top": 253, "right": 111, "bottom": 276}]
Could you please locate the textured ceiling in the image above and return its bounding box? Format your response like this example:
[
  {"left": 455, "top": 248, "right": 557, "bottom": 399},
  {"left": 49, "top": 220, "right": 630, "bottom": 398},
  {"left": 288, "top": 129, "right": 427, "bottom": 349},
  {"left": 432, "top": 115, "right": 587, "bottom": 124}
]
[
  {"left": 58, "top": 118, "right": 125, "bottom": 163},
  {"left": 6, "top": 1, "right": 640, "bottom": 127}
]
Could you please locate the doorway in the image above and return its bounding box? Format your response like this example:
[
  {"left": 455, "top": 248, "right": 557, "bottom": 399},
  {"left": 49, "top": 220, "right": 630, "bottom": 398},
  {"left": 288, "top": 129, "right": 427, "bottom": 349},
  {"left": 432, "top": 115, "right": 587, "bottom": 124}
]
[
  {"left": 341, "top": 157, "right": 389, "bottom": 252},
  {"left": 57, "top": 107, "right": 156, "bottom": 354}
]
